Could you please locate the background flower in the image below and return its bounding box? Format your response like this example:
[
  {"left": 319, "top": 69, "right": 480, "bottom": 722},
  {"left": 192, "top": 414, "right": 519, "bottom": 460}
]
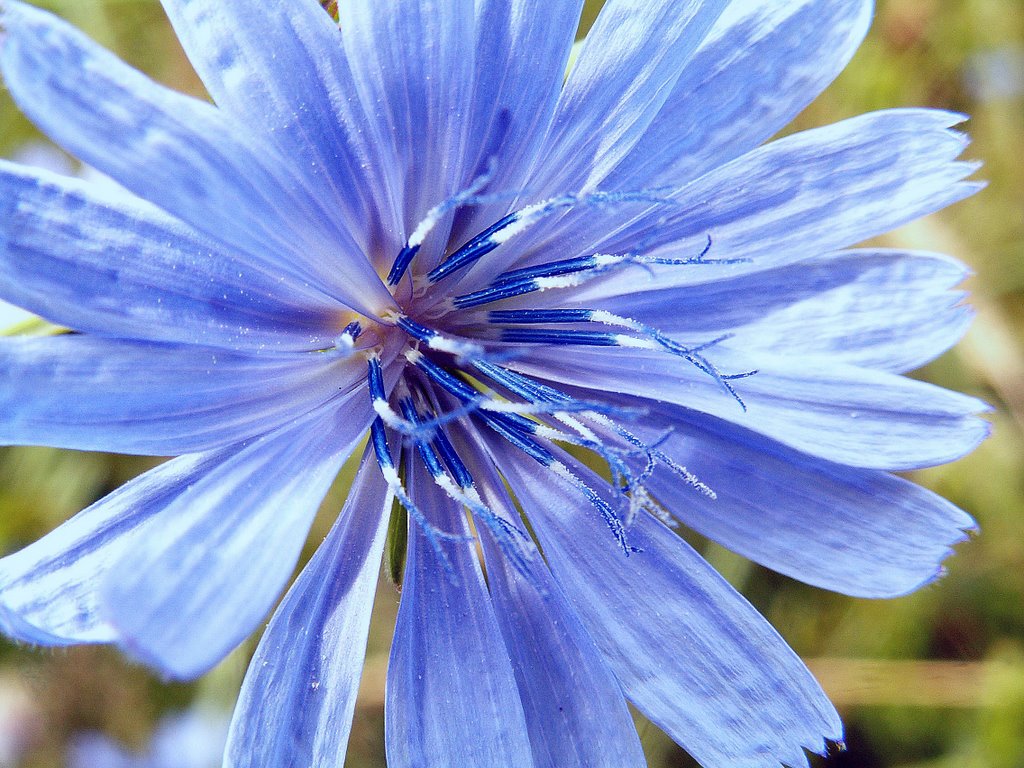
[
  {"left": 68, "top": 708, "right": 228, "bottom": 768},
  {"left": 0, "top": 1, "right": 1021, "bottom": 767}
]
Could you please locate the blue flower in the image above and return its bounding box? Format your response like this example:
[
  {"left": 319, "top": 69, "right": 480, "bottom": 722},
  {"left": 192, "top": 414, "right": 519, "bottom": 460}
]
[
  {"left": 0, "top": 1, "right": 986, "bottom": 766},
  {"left": 69, "top": 708, "right": 229, "bottom": 768}
]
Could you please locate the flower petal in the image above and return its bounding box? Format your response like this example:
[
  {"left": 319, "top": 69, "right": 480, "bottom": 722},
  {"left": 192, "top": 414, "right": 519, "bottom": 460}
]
[
  {"left": 0, "top": 1, "right": 393, "bottom": 316},
  {"left": 631, "top": 109, "right": 979, "bottom": 282},
  {"left": 465, "top": 0, "right": 583, "bottom": 189},
  {"left": 639, "top": 404, "right": 977, "bottom": 598},
  {"left": 0, "top": 335, "right": 364, "bottom": 455},
  {"left": 530, "top": 0, "right": 728, "bottom": 193},
  {"left": 588, "top": 249, "right": 973, "bottom": 373},
  {"left": 513, "top": 345, "right": 990, "bottom": 470},
  {"left": 499, "top": 446, "right": 841, "bottom": 767},
  {"left": 337, "top": 0, "right": 478, "bottom": 229},
  {"left": 386, "top": 459, "right": 533, "bottom": 767},
  {"left": 225, "top": 450, "right": 390, "bottom": 768},
  {"left": 0, "top": 452, "right": 220, "bottom": 646},
  {"left": 0, "top": 161, "right": 340, "bottom": 351},
  {"left": 512, "top": 109, "right": 979, "bottom": 298},
  {"left": 67, "top": 734, "right": 135, "bottom": 768},
  {"left": 607, "top": 0, "right": 874, "bottom": 190},
  {"left": 466, "top": 438, "right": 646, "bottom": 768},
  {"left": 446, "top": 0, "right": 585, "bottom": 249},
  {"left": 100, "top": 401, "right": 371, "bottom": 680},
  {"left": 156, "top": 0, "right": 396, "bottom": 254}
]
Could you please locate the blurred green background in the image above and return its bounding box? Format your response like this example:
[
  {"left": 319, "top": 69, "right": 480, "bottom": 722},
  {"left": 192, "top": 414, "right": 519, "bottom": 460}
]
[{"left": 1, "top": 1, "right": 1022, "bottom": 766}]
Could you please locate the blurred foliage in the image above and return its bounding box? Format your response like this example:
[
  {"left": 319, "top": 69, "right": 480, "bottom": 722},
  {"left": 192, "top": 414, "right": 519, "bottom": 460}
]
[{"left": 0, "top": 1, "right": 1022, "bottom": 766}]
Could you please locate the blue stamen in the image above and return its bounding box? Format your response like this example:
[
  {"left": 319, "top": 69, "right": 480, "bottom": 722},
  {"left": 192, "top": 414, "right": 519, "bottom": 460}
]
[
  {"left": 400, "top": 397, "right": 535, "bottom": 577},
  {"left": 471, "top": 360, "right": 567, "bottom": 404},
  {"left": 478, "top": 414, "right": 555, "bottom": 465},
  {"left": 410, "top": 358, "right": 637, "bottom": 551},
  {"left": 429, "top": 425, "right": 475, "bottom": 490},
  {"left": 410, "top": 353, "right": 482, "bottom": 402},
  {"left": 370, "top": 414, "right": 395, "bottom": 470},
  {"left": 318, "top": 320, "right": 365, "bottom": 354},
  {"left": 399, "top": 398, "right": 448, "bottom": 479},
  {"left": 549, "top": 459, "right": 635, "bottom": 555},
  {"left": 489, "top": 324, "right": 753, "bottom": 416},
  {"left": 452, "top": 254, "right": 608, "bottom": 309},
  {"left": 644, "top": 234, "right": 748, "bottom": 266},
  {"left": 387, "top": 243, "right": 423, "bottom": 288},
  {"left": 367, "top": 354, "right": 387, "bottom": 402},
  {"left": 410, "top": 353, "right": 541, "bottom": 437},
  {"left": 386, "top": 161, "right": 498, "bottom": 286},
  {"left": 381, "top": 387, "right": 624, "bottom": 439},
  {"left": 471, "top": 360, "right": 711, "bottom": 512},
  {"left": 452, "top": 235, "right": 739, "bottom": 311},
  {"left": 489, "top": 253, "right": 605, "bottom": 287},
  {"left": 488, "top": 304, "right": 752, "bottom": 412},
  {"left": 395, "top": 315, "right": 438, "bottom": 344},
  {"left": 461, "top": 363, "right": 647, "bottom": 512},
  {"left": 426, "top": 214, "right": 517, "bottom": 284},
  {"left": 499, "top": 329, "right": 624, "bottom": 347},
  {"left": 369, "top": 417, "right": 469, "bottom": 578},
  {"left": 410, "top": 358, "right": 560, "bottom": 469},
  {"left": 452, "top": 278, "right": 553, "bottom": 309},
  {"left": 393, "top": 314, "right": 487, "bottom": 360},
  {"left": 428, "top": 190, "right": 675, "bottom": 285},
  {"left": 606, "top": 423, "right": 714, "bottom": 500},
  {"left": 473, "top": 360, "right": 641, "bottom": 422},
  {"left": 487, "top": 309, "right": 594, "bottom": 325},
  {"left": 486, "top": 314, "right": 749, "bottom": 411}
]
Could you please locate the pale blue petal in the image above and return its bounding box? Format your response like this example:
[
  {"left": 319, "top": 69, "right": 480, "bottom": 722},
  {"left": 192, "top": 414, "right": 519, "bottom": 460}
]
[
  {"left": 0, "top": 335, "right": 364, "bottom": 455},
  {"left": 466, "top": 0, "right": 582, "bottom": 188},
  {"left": 639, "top": 404, "right": 977, "bottom": 598},
  {"left": 466, "top": 438, "right": 646, "bottom": 768},
  {"left": 0, "top": 452, "right": 220, "bottom": 646},
  {"left": 512, "top": 345, "right": 990, "bottom": 470},
  {"left": 0, "top": 161, "right": 341, "bottom": 351},
  {"left": 338, "top": 0, "right": 478, "bottom": 230},
  {"left": 150, "top": 710, "right": 229, "bottom": 768},
  {"left": 607, "top": 0, "right": 874, "bottom": 189},
  {"left": 70, "top": 710, "right": 228, "bottom": 768},
  {"left": 386, "top": 460, "right": 533, "bottom": 767},
  {"left": 513, "top": 110, "right": 979, "bottom": 298},
  {"left": 623, "top": 109, "right": 978, "bottom": 283},
  {"left": 225, "top": 450, "right": 390, "bottom": 768},
  {"left": 445, "top": 0, "right": 585, "bottom": 250},
  {"left": 529, "top": 0, "right": 728, "bottom": 194},
  {"left": 706, "top": 251, "right": 972, "bottom": 373},
  {"left": 499, "top": 446, "right": 841, "bottom": 768},
  {"left": 156, "top": 0, "right": 394, "bottom": 254},
  {"left": 0, "top": 1, "right": 393, "bottom": 317},
  {"left": 67, "top": 734, "right": 136, "bottom": 768},
  {"left": 101, "top": 401, "right": 371, "bottom": 680},
  {"left": 588, "top": 249, "right": 973, "bottom": 373}
]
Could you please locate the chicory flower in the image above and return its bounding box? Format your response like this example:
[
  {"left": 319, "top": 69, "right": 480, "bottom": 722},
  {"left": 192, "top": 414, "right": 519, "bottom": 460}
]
[
  {"left": 0, "top": 0, "right": 986, "bottom": 765},
  {"left": 69, "top": 709, "right": 229, "bottom": 768}
]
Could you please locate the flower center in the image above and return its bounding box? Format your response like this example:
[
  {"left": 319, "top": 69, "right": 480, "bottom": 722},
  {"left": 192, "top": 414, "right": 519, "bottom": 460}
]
[{"left": 355, "top": 177, "right": 754, "bottom": 577}]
